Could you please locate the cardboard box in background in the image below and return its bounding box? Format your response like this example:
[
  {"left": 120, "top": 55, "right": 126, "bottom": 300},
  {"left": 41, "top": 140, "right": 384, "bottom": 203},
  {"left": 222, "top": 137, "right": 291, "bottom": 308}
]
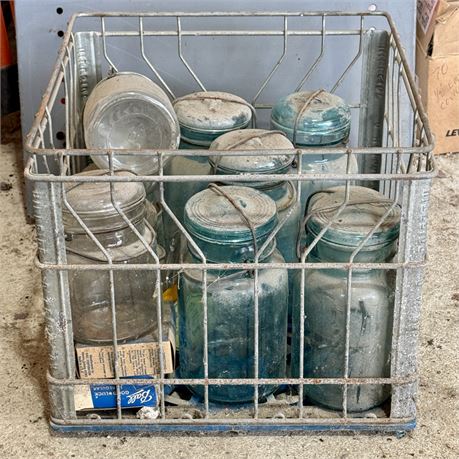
[
  {"left": 76, "top": 327, "right": 175, "bottom": 379},
  {"left": 416, "top": 0, "right": 459, "bottom": 154}
]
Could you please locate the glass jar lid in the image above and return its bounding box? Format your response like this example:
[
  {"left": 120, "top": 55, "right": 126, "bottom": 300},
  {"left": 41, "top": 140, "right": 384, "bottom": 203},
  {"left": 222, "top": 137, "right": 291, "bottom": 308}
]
[
  {"left": 173, "top": 91, "right": 253, "bottom": 146},
  {"left": 184, "top": 185, "right": 277, "bottom": 244},
  {"left": 271, "top": 90, "right": 351, "bottom": 146},
  {"left": 63, "top": 170, "right": 146, "bottom": 234},
  {"left": 209, "top": 129, "right": 294, "bottom": 174},
  {"left": 306, "top": 186, "right": 400, "bottom": 248}
]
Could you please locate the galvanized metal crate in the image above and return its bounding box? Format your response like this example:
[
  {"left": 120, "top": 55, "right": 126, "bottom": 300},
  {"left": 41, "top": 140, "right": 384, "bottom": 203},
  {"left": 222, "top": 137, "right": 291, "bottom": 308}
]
[{"left": 24, "top": 11, "right": 435, "bottom": 435}]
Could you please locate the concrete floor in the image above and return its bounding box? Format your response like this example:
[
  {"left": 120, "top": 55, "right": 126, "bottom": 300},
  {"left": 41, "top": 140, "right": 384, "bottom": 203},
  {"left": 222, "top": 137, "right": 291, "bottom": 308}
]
[{"left": 0, "top": 130, "right": 458, "bottom": 458}]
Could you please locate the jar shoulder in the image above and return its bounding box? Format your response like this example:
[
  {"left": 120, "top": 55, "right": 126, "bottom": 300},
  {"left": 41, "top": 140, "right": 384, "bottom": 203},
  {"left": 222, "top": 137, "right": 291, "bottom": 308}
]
[
  {"left": 300, "top": 152, "right": 358, "bottom": 173},
  {"left": 66, "top": 226, "right": 156, "bottom": 262},
  {"left": 166, "top": 155, "right": 212, "bottom": 176},
  {"left": 182, "top": 248, "right": 288, "bottom": 287},
  {"left": 304, "top": 269, "right": 393, "bottom": 306}
]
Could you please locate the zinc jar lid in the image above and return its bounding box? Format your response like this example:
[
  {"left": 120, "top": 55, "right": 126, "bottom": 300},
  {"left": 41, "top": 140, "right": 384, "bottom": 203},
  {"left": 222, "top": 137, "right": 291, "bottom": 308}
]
[
  {"left": 209, "top": 129, "right": 295, "bottom": 174},
  {"left": 173, "top": 91, "right": 252, "bottom": 145},
  {"left": 63, "top": 170, "right": 146, "bottom": 234},
  {"left": 306, "top": 186, "right": 400, "bottom": 248},
  {"left": 271, "top": 90, "right": 351, "bottom": 146},
  {"left": 184, "top": 185, "right": 277, "bottom": 244}
]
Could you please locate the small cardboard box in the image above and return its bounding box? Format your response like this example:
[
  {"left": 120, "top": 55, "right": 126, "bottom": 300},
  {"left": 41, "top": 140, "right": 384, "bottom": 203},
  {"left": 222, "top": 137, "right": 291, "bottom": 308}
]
[
  {"left": 75, "top": 328, "right": 175, "bottom": 379},
  {"left": 74, "top": 379, "right": 159, "bottom": 411},
  {"left": 416, "top": 0, "right": 459, "bottom": 154}
]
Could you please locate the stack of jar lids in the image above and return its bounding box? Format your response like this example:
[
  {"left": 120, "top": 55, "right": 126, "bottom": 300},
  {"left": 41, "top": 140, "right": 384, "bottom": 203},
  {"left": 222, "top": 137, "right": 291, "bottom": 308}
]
[
  {"left": 271, "top": 89, "right": 351, "bottom": 146},
  {"left": 83, "top": 72, "right": 180, "bottom": 175},
  {"left": 173, "top": 91, "right": 253, "bottom": 147},
  {"left": 307, "top": 186, "right": 401, "bottom": 248},
  {"left": 62, "top": 170, "right": 146, "bottom": 234},
  {"left": 184, "top": 186, "right": 277, "bottom": 244},
  {"left": 209, "top": 129, "right": 295, "bottom": 176}
]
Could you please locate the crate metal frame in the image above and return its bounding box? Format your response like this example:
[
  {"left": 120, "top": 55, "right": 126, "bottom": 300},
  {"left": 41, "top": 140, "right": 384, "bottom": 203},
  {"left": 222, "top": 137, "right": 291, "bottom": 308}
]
[{"left": 25, "top": 11, "right": 435, "bottom": 434}]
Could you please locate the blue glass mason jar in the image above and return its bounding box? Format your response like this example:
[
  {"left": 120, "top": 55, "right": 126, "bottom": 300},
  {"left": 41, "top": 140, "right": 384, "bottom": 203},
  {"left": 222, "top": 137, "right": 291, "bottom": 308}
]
[
  {"left": 271, "top": 90, "right": 358, "bottom": 216},
  {"left": 178, "top": 186, "right": 289, "bottom": 403},
  {"left": 173, "top": 91, "right": 253, "bottom": 147},
  {"left": 292, "top": 186, "right": 400, "bottom": 412},
  {"left": 63, "top": 170, "right": 161, "bottom": 344},
  {"left": 164, "top": 92, "right": 253, "bottom": 249},
  {"left": 163, "top": 140, "right": 211, "bottom": 236},
  {"left": 209, "top": 129, "right": 300, "bottom": 320}
]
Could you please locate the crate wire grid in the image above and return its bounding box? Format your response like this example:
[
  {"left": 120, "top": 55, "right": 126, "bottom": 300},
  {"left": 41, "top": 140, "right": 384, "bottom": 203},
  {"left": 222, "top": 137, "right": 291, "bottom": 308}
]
[{"left": 25, "top": 11, "right": 435, "bottom": 433}]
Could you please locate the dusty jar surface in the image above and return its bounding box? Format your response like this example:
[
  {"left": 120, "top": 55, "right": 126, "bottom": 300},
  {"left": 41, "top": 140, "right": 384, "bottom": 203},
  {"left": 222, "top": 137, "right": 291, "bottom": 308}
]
[
  {"left": 209, "top": 128, "right": 301, "bottom": 322},
  {"left": 63, "top": 170, "right": 160, "bottom": 345},
  {"left": 292, "top": 185, "right": 400, "bottom": 412},
  {"left": 178, "top": 186, "right": 289, "bottom": 403},
  {"left": 173, "top": 91, "right": 252, "bottom": 146},
  {"left": 271, "top": 90, "right": 358, "bottom": 216}
]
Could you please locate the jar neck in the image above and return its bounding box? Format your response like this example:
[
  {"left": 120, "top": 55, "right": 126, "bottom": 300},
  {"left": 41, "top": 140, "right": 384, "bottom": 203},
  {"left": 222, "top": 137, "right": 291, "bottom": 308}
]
[
  {"left": 66, "top": 219, "right": 147, "bottom": 250},
  {"left": 297, "top": 138, "right": 348, "bottom": 148},
  {"left": 306, "top": 232, "right": 397, "bottom": 264},
  {"left": 187, "top": 236, "right": 276, "bottom": 263},
  {"left": 217, "top": 176, "right": 295, "bottom": 208},
  {"left": 258, "top": 181, "right": 296, "bottom": 212},
  {"left": 300, "top": 152, "right": 344, "bottom": 165}
]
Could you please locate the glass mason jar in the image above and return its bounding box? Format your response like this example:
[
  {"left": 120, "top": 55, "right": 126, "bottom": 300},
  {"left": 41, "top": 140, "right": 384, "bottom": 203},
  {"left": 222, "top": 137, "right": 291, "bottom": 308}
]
[
  {"left": 271, "top": 90, "right": 358, "bottom": 216},
  {"left": 83, "top": 72, "right": 180, "bottom": 201},
  {"left": 63, "top": 170, "right": 161, "bottom": 345},
  {"left": 164, "top": 92, "right": 252, "bottom": 253},
  {"left": 179, "top": 186, "right": 289, "bottom": 403},
  {"left": 163, "top": 141, "right": 211, "bottom": 237},
  {"left": 172, "top": 91, "right": 253, "bottom": 147},
  {"left": 209, "top": 129, "right": 301, "bottom": 320},
  {"left": 292, "top": 186, "right": 400, "bottom": 412}
]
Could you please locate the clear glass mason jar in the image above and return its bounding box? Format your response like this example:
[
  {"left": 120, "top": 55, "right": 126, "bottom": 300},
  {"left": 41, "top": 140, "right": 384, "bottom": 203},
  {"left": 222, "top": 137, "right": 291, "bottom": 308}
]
[
  {"left": 63, "top": 170, "right": 161, "bottom": 345},
  {"left": 83, "top": 72, "right": 180, "bottom": 205},
  {"left": 209, "top": 129, "right": 301, "bottom": 320},
  {"left": 178, "top": 186, "right": 289, "bottom": 403},
  {"left": 291, "top": 186, "right": 400, "bottom": 412},
  {"left": 271, "top": 90, "right": 358, "bottom": 216},
  {"left": 84, "top": 72, "right": 180, "bottom": 172}
]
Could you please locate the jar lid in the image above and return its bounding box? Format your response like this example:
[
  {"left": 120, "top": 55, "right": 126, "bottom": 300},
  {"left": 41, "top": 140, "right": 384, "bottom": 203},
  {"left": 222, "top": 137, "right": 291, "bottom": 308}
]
[
  {"left": 271, "top": 90, "right": 351, "bottom": 146},
  {"left": 209, "top": 129, "right": 294, "bottom": 174},
  {"left": 84, "top": 72, "right": 179, "bottom": 175},
  {"left": 307, "top": 186, "right": 400, "bottom": 248},
  {"left": 173, "top": 91, "right": 253, "bottom": 146},
  {"left": 184, "top": 185, "right": 277, "bottom": 244},
  {"left": 63, "top": 170, "right": 146, "bottom": 234}
]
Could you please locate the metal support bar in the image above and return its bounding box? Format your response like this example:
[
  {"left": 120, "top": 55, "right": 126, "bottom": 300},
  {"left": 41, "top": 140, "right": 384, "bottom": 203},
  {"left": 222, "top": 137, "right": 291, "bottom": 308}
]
[
  {"left": 390, "top": 179, "right": 431, "bottom": 418},
  {"left": 33, "top": 181, "right": 76, "bottom": 420},
  {"left": 359, "top": 29, "right": 390, "bottom": 189}
]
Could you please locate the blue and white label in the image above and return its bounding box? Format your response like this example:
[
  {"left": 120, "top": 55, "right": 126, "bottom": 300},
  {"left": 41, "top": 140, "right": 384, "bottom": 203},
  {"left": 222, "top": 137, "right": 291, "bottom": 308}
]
[{"left": 74, "top": 377, "right": 158, "bottom": 411}]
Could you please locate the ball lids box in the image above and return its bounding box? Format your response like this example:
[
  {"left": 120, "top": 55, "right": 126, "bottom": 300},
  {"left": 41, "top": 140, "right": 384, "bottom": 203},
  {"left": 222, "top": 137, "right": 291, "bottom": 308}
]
[
  {"left": 75, "top": 326, "right": 175, "bottom": 379},
  {"left": 74, "top": 378, "right": 159, "bottom": 411},
  {"left": 416, "top": 0, "right": 459, "bottom": 154}
]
